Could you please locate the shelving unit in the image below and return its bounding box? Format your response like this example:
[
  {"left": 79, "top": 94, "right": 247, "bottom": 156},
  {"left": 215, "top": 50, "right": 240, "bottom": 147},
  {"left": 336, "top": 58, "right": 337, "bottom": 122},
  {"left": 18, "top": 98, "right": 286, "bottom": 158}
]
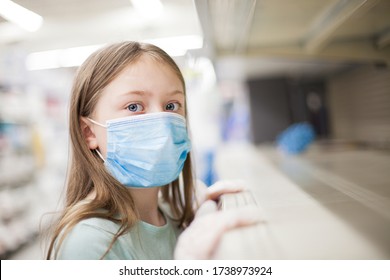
[
  {"left": 0, "top": 87, "right": 41, "bottom": 259},
  {"left": 214, "top": 143, "right": 390, "bottom": 259}
]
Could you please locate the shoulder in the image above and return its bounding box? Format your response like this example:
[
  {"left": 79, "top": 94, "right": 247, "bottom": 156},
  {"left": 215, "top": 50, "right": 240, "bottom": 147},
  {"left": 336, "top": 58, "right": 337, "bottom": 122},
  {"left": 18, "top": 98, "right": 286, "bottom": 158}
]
[{"left": 56, "top": 218, "right": 123, "bottom": 260}]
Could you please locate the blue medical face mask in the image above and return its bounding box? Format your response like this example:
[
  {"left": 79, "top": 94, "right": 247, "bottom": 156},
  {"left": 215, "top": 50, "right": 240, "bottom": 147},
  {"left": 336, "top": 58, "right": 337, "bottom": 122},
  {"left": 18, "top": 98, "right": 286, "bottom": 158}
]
[{"left": 88, "top": 112, "right": 191, "bottom": 188}]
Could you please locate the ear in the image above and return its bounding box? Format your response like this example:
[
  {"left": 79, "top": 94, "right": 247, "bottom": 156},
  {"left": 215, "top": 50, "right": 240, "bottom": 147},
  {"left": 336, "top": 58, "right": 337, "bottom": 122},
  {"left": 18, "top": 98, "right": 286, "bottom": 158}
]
[{"left": 80, "top": 117, "right": 99, "bottom": 150}]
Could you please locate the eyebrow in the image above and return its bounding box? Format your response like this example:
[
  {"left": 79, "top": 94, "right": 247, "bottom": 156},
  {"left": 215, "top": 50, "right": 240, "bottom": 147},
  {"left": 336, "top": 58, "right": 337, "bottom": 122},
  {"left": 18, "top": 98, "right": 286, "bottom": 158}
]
[{"left": 167, "top": 90, "right": 185, "bottom": 96}]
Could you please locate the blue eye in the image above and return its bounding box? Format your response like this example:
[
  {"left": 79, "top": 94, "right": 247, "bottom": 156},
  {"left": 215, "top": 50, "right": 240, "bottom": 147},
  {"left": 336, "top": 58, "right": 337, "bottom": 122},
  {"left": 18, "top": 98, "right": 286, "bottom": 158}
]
[
  {"left": 127, "top": 103, "right": 144, "bottom": 112},
  {"left": 165, "top": 102, "right": 180, "bottom": 111}
]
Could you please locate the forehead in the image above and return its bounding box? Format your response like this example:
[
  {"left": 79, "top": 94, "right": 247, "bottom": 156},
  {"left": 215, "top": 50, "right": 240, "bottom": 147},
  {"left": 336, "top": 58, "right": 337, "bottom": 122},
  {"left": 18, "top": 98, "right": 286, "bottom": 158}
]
[
  {"left": 96, "top": 54, "right": 185, "bottom": 105},
  {"left": 112, "top": 54, "right": 183, "bottom": 88}
]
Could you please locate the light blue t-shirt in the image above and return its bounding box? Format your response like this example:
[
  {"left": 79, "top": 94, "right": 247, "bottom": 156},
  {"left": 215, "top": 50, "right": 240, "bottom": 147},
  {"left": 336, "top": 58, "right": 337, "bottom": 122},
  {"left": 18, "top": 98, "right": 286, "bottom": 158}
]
[{"left": 56, "top": 211, "right": 181, "bottom": 260}]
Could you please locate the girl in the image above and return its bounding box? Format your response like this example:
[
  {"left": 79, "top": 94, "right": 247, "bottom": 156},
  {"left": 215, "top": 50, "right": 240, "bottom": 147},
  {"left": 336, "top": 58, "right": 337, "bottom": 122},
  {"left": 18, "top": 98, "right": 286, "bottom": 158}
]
[{"left": 46, "top": 41, "right": 260, "bottom": 260}]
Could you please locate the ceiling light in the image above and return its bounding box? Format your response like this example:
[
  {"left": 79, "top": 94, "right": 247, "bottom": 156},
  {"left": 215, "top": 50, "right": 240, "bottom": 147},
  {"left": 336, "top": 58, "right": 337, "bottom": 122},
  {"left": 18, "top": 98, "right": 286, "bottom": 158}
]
[
  {"left": 26, "top": 45, "right": 103, "bottom": 71},
  {"left": 26, "top": 35, "right": 203, "bottom": 71},
  {"left": 0, "top": 0, "right": 43, "bottom": 32}
]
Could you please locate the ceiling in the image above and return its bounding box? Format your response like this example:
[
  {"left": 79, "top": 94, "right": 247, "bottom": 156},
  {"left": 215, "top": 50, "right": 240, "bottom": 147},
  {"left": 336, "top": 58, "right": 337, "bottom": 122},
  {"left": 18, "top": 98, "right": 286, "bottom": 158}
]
[
  {"left": 0, "top": 0, "right": 201, "bottom": 51},
  {"left": 196, "top": 0, "right": 390, "bottom": 79},
  {"left": 1, "top": 0, "right": 390, "bottom": 80}
]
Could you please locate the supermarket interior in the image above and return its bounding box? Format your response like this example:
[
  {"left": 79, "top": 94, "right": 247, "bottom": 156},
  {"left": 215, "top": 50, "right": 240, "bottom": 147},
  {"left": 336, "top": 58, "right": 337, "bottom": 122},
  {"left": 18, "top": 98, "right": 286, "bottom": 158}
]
[{"left": 0, "top": 0, "right": 390, "bottom": 260}]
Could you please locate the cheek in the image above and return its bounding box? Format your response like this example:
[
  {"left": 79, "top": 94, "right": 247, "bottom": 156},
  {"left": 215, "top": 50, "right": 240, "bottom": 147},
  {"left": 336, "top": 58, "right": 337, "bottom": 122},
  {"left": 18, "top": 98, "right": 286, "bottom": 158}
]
[{"left": 96, "top": 129, "right": 108, "bottom": 157}]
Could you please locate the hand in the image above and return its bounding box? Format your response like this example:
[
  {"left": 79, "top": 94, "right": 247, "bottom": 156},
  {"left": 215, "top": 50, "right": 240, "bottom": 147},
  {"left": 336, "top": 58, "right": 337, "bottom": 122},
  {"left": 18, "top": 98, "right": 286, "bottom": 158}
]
[
  {"left": 174, "top": 200, "right": 263, "bottom": 259},
  {"left": 196, "top": 179, "right": 246, "bottom": 206}
]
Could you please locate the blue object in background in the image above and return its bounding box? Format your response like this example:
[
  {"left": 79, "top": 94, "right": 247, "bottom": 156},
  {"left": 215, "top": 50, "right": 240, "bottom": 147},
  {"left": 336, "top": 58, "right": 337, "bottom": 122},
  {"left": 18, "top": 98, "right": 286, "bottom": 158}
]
[
  {"left": 203, "top": 150, "right": 218, "bottom": 187},
  {"left": 277, "top": 122, "right": 315, "bottom": 154}
]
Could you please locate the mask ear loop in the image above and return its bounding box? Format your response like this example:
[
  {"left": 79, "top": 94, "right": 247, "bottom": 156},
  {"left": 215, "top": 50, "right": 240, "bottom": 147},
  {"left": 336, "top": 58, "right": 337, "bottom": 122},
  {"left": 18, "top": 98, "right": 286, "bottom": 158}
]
[
  {"left": 95, "top": 149, "right": 105, "bottom": 162},
  {"left": 87, "top": 117, "right": 107, "bottom": 128},
  {"left": 87, "top": 117, "right": 107, "bottom": 162}
]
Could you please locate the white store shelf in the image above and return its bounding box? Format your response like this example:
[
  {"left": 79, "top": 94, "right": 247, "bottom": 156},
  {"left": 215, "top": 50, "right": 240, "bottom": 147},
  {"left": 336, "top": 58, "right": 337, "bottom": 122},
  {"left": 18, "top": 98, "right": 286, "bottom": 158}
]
[{"left": 214, "top": 142, "right": 390, "bottom": 259}]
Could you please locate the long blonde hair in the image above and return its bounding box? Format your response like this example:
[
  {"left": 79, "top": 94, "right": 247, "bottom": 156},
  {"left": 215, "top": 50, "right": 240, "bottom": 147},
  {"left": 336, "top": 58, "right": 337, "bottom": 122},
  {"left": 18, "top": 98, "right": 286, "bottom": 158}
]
[{"left": 46, "top": 41, "right": 196, "bottom": 259}]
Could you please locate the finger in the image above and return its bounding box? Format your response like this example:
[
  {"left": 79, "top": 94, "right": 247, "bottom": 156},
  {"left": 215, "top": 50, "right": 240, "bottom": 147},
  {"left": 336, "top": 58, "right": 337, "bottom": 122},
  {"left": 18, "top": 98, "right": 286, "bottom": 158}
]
[
  {"left": 221, "top": 206, "right": 264, "bottom": 229},
  {"left": 211, "top": 179, "right": 247, "bottom": 190},
  {"left": 195, "top": 200, "right": 218, "bottom": 217},
  {"left": 206, "top": 180, "right": 247, "bottom": 201},
  {"left": 194, "top": 180, "right": 209, "bottom": 205}
]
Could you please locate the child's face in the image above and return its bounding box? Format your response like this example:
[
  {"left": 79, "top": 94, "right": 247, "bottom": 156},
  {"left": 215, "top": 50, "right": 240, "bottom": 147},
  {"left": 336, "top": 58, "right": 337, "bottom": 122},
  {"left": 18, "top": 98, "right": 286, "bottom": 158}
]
[{"left": 85, "top": 54, "right": 185, "bottom": 157}]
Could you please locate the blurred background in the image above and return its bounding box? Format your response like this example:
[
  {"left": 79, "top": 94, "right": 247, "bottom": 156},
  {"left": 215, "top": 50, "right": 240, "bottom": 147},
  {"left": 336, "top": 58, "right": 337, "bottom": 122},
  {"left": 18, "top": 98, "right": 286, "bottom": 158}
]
[{"left": 0, "top": 0, "right": 389, "bottom": 259}]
